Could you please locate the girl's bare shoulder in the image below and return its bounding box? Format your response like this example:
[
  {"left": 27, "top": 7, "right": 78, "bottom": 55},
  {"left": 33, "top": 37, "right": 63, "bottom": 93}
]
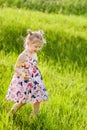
[{"left": 16, "top": 50, "right": 28, "bottom": 64}]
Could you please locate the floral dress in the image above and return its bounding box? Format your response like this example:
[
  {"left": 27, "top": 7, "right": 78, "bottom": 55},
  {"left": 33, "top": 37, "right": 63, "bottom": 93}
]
[{"left": 6, "top": 53, "right": 48, "bottom": 104}]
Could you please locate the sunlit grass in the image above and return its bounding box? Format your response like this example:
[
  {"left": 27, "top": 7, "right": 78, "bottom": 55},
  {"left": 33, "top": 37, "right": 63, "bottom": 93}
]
[
  {"left": 0, "top": 7, "right": 87, "bottom": 130},
  {"left": 0, "top": 51, "right": 87, "bottom": 130},
  {"left": 0, "top": 8, "right": 87, "bottom": 68}
]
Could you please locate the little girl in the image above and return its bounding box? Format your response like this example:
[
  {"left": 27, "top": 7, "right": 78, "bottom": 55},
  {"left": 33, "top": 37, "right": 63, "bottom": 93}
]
[{"left": 6, "top": 30, "right": 48, "bottom": 117}]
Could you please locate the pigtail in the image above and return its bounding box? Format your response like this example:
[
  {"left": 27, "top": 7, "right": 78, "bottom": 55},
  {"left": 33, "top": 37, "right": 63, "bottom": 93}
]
[
  {"left": 39, "top": 30, "right": 44, "bottom": 35},
  {"left": 40, "top": 30, "right": 47, "bottom": 44},
  {"left": 38, "top": 30, "right": 46, "bottom": 44},
  {"left": 27, "top": 29, "right": 33, "bottom": 35},
  {"left": 24, "top": 29, "right": 32, "bottom": 49}
]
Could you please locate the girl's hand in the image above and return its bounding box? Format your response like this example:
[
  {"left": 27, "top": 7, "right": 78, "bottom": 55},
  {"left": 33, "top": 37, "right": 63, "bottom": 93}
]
[
  {"left": 21, "top": 73, "right": 30, "bottom": 80},
  {"left": 24, "top": 75, "right": 30, "bottom": 80}
]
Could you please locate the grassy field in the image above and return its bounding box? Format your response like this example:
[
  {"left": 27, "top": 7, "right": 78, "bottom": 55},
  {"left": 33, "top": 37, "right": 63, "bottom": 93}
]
[
  {"left": 0, "top": 8, "right": 87, "bottom": 130},
  {"left": 0, "top": 0, "right": 87, "bottom": 15}
]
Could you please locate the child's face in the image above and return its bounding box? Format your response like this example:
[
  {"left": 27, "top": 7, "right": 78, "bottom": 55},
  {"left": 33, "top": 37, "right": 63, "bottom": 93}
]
[{"left": 28, "top": 42, "right": 42, "bottom": 53}]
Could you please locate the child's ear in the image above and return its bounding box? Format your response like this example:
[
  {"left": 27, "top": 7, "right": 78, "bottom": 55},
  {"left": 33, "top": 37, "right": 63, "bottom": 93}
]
[{"left": 27, "top": 29, "right": 33, "bottom": 35}]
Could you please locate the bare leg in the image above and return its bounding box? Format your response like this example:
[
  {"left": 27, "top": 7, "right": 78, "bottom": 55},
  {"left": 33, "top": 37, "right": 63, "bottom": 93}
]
[
  {"left": 8, "top": 102, "right": 25, "bottom": 120},
  {"left": 33, "top": 102, "right": 40, "bottom": 116},
  {"left": 11, "top": 102, "right": 25, "bottom": 114}
]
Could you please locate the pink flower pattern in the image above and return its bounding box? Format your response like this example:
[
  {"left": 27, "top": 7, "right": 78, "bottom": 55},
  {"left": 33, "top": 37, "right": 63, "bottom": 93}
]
[{"left": 6, "top": 54, "right": 48, "bottom": 104}]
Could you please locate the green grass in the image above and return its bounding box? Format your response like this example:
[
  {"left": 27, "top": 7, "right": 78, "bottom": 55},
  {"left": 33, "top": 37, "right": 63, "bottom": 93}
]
[
  {"left": 0, "top": 8, "right": 87, "bottom": 68},
  {"left": 0, "top": 8, "right": 87, "bottom": 130},
  {"left": 0, "top": 0, "right": 87, "bottom": 15},
  {"left": 0, "top": 51, "right": 87, "bottom": 130}
]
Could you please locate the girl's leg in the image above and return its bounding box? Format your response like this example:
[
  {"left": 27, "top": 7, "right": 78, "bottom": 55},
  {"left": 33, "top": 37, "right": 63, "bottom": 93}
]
[
  {"left": 11, "top": 102, "right": 25, "bottom": 114},
  {"left": 33, "top": 102, "right": 40, "bottom": 116}
]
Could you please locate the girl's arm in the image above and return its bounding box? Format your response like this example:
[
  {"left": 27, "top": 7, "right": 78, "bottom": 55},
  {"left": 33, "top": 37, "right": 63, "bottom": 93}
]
[{"left": 14, "top": 52, "right": 27, "bottom": 78}]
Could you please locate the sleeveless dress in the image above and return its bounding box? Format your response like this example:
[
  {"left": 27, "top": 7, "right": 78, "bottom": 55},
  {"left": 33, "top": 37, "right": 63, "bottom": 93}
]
[{"left": 6, "top": 53, "right": 48, "bottom": 104}]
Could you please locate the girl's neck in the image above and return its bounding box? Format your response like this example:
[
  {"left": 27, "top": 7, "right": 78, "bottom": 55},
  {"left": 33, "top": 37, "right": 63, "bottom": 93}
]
[{"left": 24, "top": 48, "right": 36, "bottom": 55}]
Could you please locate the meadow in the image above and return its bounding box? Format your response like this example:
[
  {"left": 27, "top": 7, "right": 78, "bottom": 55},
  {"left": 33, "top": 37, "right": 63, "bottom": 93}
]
[
  {"left": 0, "top": 7, "right": 87, "bottom": 130},
  {"left": 0, "top": 0, "right": 87, "bottom": 15}
]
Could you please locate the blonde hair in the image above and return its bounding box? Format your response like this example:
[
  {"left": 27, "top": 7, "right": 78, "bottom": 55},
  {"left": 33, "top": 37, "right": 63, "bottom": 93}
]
[{"left": 24, "top": 29, "right": 46, "bottom": 49}]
